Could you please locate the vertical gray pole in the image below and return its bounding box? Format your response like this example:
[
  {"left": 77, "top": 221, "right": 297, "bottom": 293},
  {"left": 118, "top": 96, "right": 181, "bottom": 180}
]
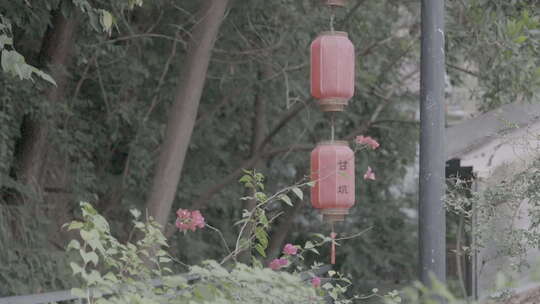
[{"left": 419, "top": 0, "right": 446, "bottom": 287}]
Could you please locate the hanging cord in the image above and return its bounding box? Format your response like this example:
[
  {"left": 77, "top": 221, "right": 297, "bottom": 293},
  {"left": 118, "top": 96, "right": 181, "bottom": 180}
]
[
  {"left": 330, "top": 222, "right": 337, "bottom": 265},
  {"left": 330, "top": 7, "right": 336, "bottom": 33},
  {"left": 330, "top": 113, "right": 335, "bottom": 142}
]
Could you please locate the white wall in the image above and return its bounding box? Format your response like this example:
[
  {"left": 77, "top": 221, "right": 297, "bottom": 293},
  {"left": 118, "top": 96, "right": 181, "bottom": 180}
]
[{"left": 449, "top": 112, "right": 540, "bottom": 298}]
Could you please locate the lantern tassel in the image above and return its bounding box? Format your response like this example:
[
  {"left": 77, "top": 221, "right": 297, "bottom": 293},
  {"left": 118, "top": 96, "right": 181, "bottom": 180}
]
[{"left": 330, "top": 231, "right": 337, "bottom": 265}]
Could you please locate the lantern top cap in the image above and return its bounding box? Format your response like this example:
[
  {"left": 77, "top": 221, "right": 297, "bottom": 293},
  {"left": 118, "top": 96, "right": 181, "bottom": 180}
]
[
  {"left": 318, "top": 31, "right": 349, "bottom": 38},
  {"left": 317, "top": 140, "right": 349, "bottom": 146}
]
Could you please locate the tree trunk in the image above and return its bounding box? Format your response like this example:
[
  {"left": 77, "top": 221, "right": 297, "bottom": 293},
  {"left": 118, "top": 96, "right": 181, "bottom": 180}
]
[
  {"left": 144, "top": 0, "right": 230, "bottom": 228},
  {"left": 12, "top": 9, "right": 77, "bottom": 197},
  {"left": 266, "top": 195, "right": 304, "bottom": 262}
]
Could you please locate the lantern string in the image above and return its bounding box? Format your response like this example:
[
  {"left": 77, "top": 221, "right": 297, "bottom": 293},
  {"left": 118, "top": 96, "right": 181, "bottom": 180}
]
[
  {"left": 330, "top": 9, "right": 336, "bottom": 33},
  {"left": 330, "top": 113, "right": 335, "bottom": 142}
]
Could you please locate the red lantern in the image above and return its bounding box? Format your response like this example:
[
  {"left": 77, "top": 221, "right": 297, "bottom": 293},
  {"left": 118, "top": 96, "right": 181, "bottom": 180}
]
[
  {"left": 310, "top": 141, "right": 355, "bottom": 222},
  {"left": 311, "top": 31, "right": 355, "bottom": 112}
]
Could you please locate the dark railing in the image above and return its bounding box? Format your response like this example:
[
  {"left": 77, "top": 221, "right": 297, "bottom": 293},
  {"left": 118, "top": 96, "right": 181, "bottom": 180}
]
[{"left": 0, "top": 265, "right": 331, "bottom": 304}]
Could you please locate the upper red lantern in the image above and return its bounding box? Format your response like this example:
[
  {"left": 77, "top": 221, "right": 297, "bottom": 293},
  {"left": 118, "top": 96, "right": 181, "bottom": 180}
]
[
  {"left": 310, "top": 141, "right": 355, "bottom": 222},
  {"left": 311, "top": 31, "right": 355, "bottom": 112}
]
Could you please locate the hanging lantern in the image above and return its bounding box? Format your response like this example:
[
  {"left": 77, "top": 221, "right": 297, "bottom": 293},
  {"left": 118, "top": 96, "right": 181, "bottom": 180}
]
[
  {"left": 311, "top": 31, "right": 355, "bottom": 112},
  {"left": 310, "top": 141, "right": 355, "bottom": 222}
]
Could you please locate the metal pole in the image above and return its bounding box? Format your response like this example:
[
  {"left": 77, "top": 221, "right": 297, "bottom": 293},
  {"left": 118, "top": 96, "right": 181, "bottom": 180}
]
[{"left": 419, "top": 0, "right": 446, "bottom": 288}]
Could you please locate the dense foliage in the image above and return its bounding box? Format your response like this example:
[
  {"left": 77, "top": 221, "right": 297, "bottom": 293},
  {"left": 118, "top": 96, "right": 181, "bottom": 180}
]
[{"left": 0, "top": 0, "right": 538, "bottom": 299}]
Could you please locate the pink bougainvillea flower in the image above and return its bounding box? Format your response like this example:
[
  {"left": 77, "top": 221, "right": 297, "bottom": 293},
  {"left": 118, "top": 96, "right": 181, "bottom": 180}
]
[
  {"left": 176, "top": 209, "right": 191, "bottom": 220},
  {"left": 269, "top": 258, "right": 289, "bottom": 270},
  {"left": 269, "top": 259, "right": 282, "bottom": 270},
  {"left": 356, "top": 135, "right": 380, "bottom": 150},
  {"left": 311, "top": 276, "right": 321, "bottom": 288},
  {"left": 176, "top": 208, "right": 205, "bottom": 232},
  {"left": 282, "top": 243, "right": 298, "bottom": 256},
  {"left": 363, "top": 166, "right": 376, "bottom": 180},
  {"left": 175, "top": 218, "right": 191, "bottom": 231},
  {"left": 191, "top": 210, "right": 206, "bottom": 229},
  {"left": 277, "top": 258, "right": 288, "bottom": 266}
]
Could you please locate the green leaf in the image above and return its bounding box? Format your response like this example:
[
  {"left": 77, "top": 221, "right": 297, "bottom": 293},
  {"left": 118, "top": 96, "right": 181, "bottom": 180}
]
[
  {"left": 0, "top": 34, "right": 13, "bottom": 48},
  {"left": 86, "top": 269, "right": 102, "bottom": 285},
  {"left": 259, "top": 212, "right": 269, "bottom": 227},
  {"left": 239, "top": 175, "right": 252, "bottom": 184},
  {"left": 291, "top": 187, "right": 303, "bottom": 200},
  {"left": 66, "top": 239, "right": 81, "bottom": 251},
  {"left": 65, "top": 221, "right": 84, "bottom": 231},
  {"left": 70, "top": 262, "right": 84, "bottom": 275},
  {"left": 80, "top": 229, "right": 95, "bottom": 242},
  {"left": 159, "top": 256, "right": 172, "bottom": 263},
  {"left": 130, "top": 208, "right": 141, "bottom": 219},
  {"left": 278, "top": 194, "right": 293, "bottom": 206},
  {"left": 72, "top": 0, "right": 92, "bottom": 12},
  {"left": 100, "top": 10, "right": 113, "bottom": 34},
  {"left": 322, "top": 283, "right": 333, "bottom": 290},
  {"left": 254, "top": 227, "right": 268, "bottom": 248},
  {"left": 251, "top": 257, "right": 263, "bottom": 268},
  {"left": 1, "top": 50, "right": 32, "bottom": 80},
  {"left": 103, "top": 272, "right": 118, "bottom": 283},
  {"left": 80, "top": 250, "right": 99, "bottom": 266},
  {"left": 254, "top": 192, "right": 267, "bottom": 202},
  {"left": 32, "top": 68, "right": 57, "bottom": 85},
  {"left": 128, "top": 0, "right": 144, "bottom": 9},
  {"left": 254, "top": 243, "right": 266, "bottom": 257},
  {"left": 514, "top": 35, "right": 528, "bottom": 43}
]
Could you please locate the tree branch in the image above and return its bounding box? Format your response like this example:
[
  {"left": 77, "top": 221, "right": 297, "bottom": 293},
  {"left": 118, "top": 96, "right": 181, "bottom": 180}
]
[
  {"left": 195, "top": 87, "right": 244, "bottom": 125},
  {"left": 341, "top": 0, "right": 369, "bottom": 26},
  {"left": 194, "top": 101, "right": 310, "bottom": 210},
  {"left": 447, "top": 62, "right": 481, "bottom": 78}
]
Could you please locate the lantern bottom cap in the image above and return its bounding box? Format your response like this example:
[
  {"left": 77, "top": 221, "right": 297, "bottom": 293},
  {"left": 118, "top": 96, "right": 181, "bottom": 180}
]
[
  {"left": 318, "top": 98, "right": 348, "bottom": 112},
  {"left": 321, "top": 208, "right": 350, "bottom": 223}
]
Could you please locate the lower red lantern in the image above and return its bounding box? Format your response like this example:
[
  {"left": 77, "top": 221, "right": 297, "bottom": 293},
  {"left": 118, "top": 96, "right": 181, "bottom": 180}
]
[{"left": 310, "top": 141, "right": 355, "bottom": 222}]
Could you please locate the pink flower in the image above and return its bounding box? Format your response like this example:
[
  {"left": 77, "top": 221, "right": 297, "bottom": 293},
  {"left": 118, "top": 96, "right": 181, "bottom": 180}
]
[
  {"left": 311, "top": 276, "right": 321, "bottom": 288},
  {"left": 176, "top": 209, "right": 191, "bottom": 219},
  {"left": 282, "top": 243, "right": 298, "bottom": 255},
  {"left": 356, "top": 135, "right": 380, "bottom": 150},
  {"left": 268, "top": 258, "right": 288, "bottom": 270},
  {"left": 191, "top": 210, "right": 205, "bottom": 229},
  {"left": 175, "top": 208, "right": 205, "bottom": 232},
  {"left": 363, "top": 166, "right": 376, "bottom": 180},
  {"left": 175, "top": 218, "right": 191, "bottom": 231},
  {"left": 269, "top": 259, "right": 282, "bottom": 270}
]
